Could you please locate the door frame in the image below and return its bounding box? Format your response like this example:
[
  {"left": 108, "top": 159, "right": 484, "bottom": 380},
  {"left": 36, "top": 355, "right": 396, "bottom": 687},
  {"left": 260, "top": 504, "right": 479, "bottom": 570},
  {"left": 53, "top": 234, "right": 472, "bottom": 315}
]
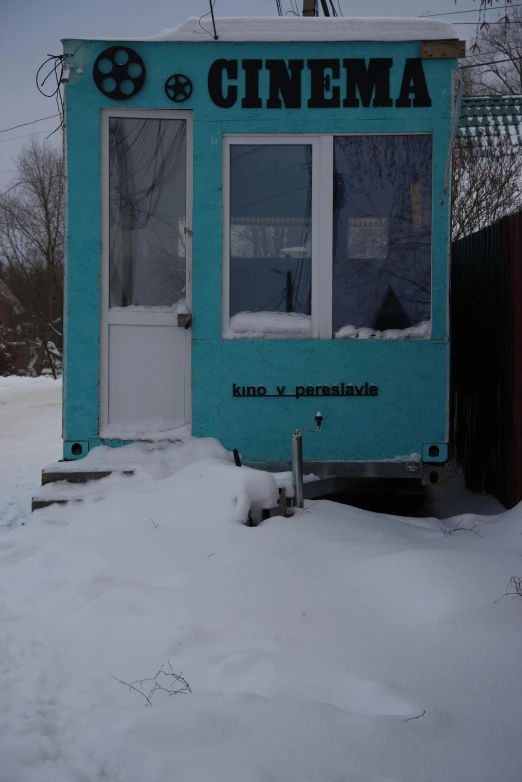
[{"left": 99, "top": 108, "right": 193, "bottom": 437}]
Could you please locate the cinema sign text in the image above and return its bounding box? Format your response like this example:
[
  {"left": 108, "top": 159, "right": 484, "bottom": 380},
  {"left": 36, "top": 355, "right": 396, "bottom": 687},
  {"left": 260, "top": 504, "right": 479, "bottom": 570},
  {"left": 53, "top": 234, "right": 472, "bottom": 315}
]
[{"left": 208, "top": 58, "right": 431, "bottom": 110}]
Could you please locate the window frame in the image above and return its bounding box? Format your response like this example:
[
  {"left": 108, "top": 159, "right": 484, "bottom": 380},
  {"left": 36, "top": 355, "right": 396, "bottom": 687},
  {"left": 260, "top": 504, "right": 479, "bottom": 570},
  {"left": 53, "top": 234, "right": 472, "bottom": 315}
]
[{"left": 222, "top": 132, "right": 433, "bottom": 341}]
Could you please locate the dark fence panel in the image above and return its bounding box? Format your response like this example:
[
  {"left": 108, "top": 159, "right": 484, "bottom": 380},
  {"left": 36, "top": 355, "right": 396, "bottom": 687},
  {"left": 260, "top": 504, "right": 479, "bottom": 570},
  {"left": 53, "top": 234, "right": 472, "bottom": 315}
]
[{"left": 451, "top": 211, "right": 522, "bottom": 508}]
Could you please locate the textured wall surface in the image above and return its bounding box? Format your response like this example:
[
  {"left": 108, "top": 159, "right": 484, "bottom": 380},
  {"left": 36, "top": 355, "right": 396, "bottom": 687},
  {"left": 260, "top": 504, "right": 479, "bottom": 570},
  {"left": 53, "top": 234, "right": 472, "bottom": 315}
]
[{"left": 62, "top": 38, "right": 454, "bottom": 462}]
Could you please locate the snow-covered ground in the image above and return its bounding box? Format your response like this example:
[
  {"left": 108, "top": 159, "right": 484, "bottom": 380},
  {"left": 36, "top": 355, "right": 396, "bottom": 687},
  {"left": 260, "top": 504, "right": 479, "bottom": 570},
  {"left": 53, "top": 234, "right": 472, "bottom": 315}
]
[
  {"left": 0, "top": 376, "right": 62, "bottom": 526},
  {"left": 1, "top": 377, "right": 521, "bottom": 782}
]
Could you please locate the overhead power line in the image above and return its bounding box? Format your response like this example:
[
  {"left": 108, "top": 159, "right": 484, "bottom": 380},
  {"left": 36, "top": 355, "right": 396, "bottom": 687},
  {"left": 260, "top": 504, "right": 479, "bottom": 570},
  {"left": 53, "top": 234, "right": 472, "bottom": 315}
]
[
  {"left": 453, "top": 20, "right": 522, "bottom": 24},
  {"left": 421, "top": 3, "right": 522, "bottom": 17},
  {"left": 461, "top": 56, "right": 520, "bottom": 68},
  {"left": 0, "top": 128, "right": 56, "bottom": 145},
  {"left": 0, "top": 114, "right": 60, "bottom": 135}
]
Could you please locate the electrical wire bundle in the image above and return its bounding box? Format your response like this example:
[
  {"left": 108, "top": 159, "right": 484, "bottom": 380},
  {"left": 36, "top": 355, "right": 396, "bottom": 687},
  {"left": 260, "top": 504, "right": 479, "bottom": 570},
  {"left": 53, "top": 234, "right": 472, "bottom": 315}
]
[{"left": 35, "top": 54, "right": 69, "bottom": 139}]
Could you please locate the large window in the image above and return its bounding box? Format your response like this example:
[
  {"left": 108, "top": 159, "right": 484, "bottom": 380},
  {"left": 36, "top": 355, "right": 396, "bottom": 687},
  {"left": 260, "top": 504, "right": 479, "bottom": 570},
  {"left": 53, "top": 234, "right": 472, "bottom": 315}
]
[
  {"left": 223, "top": 134, "right": 433, "bottom": 340},
  {"left": 333, "top": 135, "right": 432, "bottom": 337}
]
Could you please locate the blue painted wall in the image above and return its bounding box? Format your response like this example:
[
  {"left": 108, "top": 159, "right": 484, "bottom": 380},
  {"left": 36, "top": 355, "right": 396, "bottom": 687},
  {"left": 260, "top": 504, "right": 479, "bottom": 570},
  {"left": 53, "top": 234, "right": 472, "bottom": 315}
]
[{"left": 62, "top": 37, "right": 455, "bottom": 463}]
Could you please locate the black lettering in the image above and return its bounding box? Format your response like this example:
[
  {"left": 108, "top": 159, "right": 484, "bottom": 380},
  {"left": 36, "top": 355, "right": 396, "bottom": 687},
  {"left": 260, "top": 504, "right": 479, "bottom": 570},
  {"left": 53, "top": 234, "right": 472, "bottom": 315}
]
[
  {"left": 332, "top": 385, "right": 340, "bottom": 396},
  {"left": 208, "top": 59, "right": 238, "bottom": 108},
  {"left": 346, "top": 385, "right": 354, "bottom": 396},
  {"left": 306, "top": 385, "right": 314, "bottom": 396},
  {"left": 308, "top": 59, "right": 340, "bottom": 108},
  {"left": 315, "top": 385, "right": 322, "bottom": 395},
  {"left": 322, "top": 386, "right": 330, "bottom": 396},
  {"left": 266, "top": 59, "right": 304, "bottom": 108},
  {"left": 247, "top": 386, "right": 256, "bottom": 396},
  {"left": 242, "top": 59, "right": 263, "bottom": 108},
  {"left": 257, "top": 385, "right": 267, "bottom": 396},
  {"left": 365, "top": 382, "right": 369, "bottom": 395},
  {"left": 369, "top": 384, "right": 378, "bottom": 396},
  {"left": 343, "top": 58, "right": 393, "bottom": 108},
  {"left": 395, "top": 58, "right": 431, "bottom": 108},
  {"left": 277, "top": 385, "right": 286, "bottom": 396},
  {"left": 296, "top": 385, "right": 305, "bottom": 398},
  {"left": 233, "top": 383, "right": 241, "bottom": 397},
  {"left": 355, "top": 385, "right": 364, "bottom": 395}
]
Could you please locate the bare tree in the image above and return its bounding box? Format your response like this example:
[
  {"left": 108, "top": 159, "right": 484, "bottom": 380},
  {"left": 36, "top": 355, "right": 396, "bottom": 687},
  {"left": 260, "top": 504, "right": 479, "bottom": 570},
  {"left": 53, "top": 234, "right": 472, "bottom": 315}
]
[
  {"left": 452, "top": 132, "right": 522, "bottom": 240},
  {"left": 468, "top": 4, "right": 522, "bottom": 94},
  {"left": 451, "top": 24, "right": 522, "bottom": 242},
  {"left": 0, "top": 139, "right": 64, "bottom": 376}
]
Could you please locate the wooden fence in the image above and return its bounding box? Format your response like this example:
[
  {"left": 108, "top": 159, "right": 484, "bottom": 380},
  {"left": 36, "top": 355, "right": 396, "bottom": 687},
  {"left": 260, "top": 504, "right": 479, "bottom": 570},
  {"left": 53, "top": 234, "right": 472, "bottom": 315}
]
[{"left": 451, "top": 210, "right": 522, "bottom": 508}]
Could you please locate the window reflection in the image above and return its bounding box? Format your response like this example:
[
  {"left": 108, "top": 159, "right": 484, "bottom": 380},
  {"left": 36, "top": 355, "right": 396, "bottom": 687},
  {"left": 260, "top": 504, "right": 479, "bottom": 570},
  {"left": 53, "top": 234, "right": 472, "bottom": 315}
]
[
  {"left": 333, "top": 135, "right": 432, "bottom": 336},
  {"left": 229, "top": 145, "right": 312, "bottom": 324},
  {"left": 109, "top": 118, "right": 187, "bottom": 308}
]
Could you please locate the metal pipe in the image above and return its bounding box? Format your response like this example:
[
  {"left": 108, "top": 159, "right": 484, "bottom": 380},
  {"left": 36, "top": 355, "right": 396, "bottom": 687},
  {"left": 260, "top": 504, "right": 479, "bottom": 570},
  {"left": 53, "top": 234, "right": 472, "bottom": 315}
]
[{"left": 292, "top": 431, "right": 304, "bottom": 508}]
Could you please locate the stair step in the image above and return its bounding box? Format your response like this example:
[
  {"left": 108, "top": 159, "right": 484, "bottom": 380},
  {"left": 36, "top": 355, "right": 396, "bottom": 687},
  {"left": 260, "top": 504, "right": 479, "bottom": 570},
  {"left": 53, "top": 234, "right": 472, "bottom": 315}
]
[
  {"left": 42, "top": 467, "right": 134, "bottom": 485},
  {"left": 32, "top": 497, "right": 83, "bottom": 511}
]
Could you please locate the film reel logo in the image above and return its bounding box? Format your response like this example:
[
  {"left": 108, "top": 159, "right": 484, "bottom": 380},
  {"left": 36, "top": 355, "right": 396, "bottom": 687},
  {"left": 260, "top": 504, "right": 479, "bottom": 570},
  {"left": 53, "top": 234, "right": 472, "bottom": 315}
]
[
  {"left": 164, "top": 74, "right": 193, "bottom": 103},
  {"left": 93, "top": 47, "right": 146, "bottom": 100}
]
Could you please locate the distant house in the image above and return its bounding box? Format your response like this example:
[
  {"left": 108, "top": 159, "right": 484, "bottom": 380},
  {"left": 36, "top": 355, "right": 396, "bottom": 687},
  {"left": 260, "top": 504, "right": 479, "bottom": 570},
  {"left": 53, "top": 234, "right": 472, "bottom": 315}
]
[
  {"left": 458, "top": 95, "right": 522, "bottom": 148},
  {"left": 0, "top": 278, "right": 22, "bottom": 331}
]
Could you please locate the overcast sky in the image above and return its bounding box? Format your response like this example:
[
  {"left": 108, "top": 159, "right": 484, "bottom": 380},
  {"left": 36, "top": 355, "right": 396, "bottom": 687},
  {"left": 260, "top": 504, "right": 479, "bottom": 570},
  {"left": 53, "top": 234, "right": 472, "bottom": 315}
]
[{"left": 0, "top": 0, "right": 485, "bottom": 188}]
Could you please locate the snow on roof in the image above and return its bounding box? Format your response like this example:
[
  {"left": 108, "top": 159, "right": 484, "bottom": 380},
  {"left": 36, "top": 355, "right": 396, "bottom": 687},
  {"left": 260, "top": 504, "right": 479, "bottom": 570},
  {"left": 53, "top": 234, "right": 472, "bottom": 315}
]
[
  {"left": 77, "top": 17, "right": 459, "bottom": 44},
  {"left": 458, "top": 95, "right": 522, "bottom": 149}
]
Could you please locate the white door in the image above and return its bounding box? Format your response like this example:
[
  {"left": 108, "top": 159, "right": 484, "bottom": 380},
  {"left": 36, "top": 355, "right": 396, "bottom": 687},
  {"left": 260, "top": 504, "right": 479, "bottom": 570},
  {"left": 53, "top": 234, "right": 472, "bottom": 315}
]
[{"left": 100, "top": 109, "right": 192, "bottom": 438}]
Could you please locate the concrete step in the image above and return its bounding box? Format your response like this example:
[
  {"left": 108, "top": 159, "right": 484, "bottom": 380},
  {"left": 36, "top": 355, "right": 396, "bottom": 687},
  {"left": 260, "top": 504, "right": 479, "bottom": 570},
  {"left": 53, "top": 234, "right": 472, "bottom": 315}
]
[
  {"left": 41, "top": 462, "right": 134, "bottom": 485},
  {"left": 32, "top": 497, "right": 82, "bottom": 511},
  {"left": 33, "top": 461, "right": 136, "bottom": 512}
]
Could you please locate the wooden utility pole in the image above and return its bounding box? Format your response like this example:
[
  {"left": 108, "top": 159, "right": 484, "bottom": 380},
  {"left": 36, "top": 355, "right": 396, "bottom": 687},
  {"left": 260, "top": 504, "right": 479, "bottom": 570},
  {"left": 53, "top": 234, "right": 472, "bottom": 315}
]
[{"left": 303, "top": 0, "right": 317, "bottom": 16}]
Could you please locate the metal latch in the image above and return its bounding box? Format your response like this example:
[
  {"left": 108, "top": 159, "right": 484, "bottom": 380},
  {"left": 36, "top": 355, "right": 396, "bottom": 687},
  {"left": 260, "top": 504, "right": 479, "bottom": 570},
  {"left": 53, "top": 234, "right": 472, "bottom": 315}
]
[{"left": 177, "top": 313, "right": 192, "bottom": 329}]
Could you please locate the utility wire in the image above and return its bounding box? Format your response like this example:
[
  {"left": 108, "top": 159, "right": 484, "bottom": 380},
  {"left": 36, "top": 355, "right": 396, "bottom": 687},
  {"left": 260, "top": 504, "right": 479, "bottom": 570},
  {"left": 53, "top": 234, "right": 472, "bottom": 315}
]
[
  {"left": 453, "top": 20, "right": 522, "bottom": 24},
  {"left": 0, "top": 128, "right": 55, "bottom": 145},
  {"left": 0, "top": 114, "right": 59, "bottom": 135},
  {"left": 467, "top": 48, "right": 520, "bottom": 57},
  {"left": 421, "top": 4, "right": 522, "bottom": 17},
  {"left": 461, "top": 56, "right": 521, "bottom": 68},
  {"left": 199, "top": 0, "right": 218, "bottom": 39},
  {"left": 0, "top": 181, "right": 27, "bottom": 197}
]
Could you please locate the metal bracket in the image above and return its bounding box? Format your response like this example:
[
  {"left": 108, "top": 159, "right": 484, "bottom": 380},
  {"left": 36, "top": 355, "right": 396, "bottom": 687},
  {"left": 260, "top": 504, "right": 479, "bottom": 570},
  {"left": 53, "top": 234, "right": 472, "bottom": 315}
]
[
  {"left": 422, "top": 463, "right": 451, "bottom": 486},
  {"left": 177, "top": 313, "right": 192, "bottom": 329}
]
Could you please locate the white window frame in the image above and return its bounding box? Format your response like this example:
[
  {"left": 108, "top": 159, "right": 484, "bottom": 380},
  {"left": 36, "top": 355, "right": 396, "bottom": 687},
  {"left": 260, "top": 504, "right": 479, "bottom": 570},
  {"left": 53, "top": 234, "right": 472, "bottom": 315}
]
[
  {"left": 222, "top": 134, "right": 332, "bottom": 340},
  {"left": 222, "top": 132, "right": 433, "bottom": 341},
  {"left": 99, "top": 108, "right": 193, "bottom": 432}
]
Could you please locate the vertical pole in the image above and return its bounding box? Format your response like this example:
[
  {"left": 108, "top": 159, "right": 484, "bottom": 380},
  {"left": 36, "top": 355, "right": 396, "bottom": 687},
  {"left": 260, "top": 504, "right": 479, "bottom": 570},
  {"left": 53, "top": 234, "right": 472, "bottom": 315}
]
[
  {"left": 286, "top": 270, "right": 293, "bottom": 313},
  {"left": 303, "top": 0, "right": 317, "bottom": 16},
  {"left": 292, "top": 432, "right": 304, "bottom": 508},
  {"left": 319, "top": 0, "right": 331, "bottom": 15}
]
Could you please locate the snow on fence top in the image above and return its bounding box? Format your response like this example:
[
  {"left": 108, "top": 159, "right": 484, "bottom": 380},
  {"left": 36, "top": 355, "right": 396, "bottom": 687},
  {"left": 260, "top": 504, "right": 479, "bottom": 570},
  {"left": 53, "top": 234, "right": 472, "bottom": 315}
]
[{"left": 80, "top": 17, "right": 459, "bottom": 43}]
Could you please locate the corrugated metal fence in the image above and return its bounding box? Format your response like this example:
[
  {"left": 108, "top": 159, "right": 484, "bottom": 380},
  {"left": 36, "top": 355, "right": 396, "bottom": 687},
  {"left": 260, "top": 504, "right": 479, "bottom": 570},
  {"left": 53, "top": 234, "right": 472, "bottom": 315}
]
[{"left": 451, "top": 211, "right": 522, "bottom": 508}]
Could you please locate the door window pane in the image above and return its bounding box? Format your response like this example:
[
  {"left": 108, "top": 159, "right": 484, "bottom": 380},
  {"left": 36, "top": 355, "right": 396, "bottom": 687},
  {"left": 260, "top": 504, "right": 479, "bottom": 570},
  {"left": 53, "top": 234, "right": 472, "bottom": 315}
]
[
  {"left": 109, "top": 117, "right": 186, "bottom": 308},
  {"left": 333, "top": 135, "right": 432, "bottom": 337},
  {"left": 229, "top": 144, "right": 312, "bottom": 337}
]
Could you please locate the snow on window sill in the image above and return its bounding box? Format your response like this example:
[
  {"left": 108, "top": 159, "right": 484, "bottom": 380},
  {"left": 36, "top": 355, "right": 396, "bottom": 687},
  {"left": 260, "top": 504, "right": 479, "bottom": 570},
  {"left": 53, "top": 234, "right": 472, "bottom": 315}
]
[
  {"left": 335, "top": 320, "right": 432, "bottom": 340},
  {"left": 100, "top": 421, "right": 191, "bottom": 442},
  {"left": 109, "top": 300, "right": 189, "bottom": 315},
  {"left": 224, "top": 311, "right": 313, "bottom": 340}
]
